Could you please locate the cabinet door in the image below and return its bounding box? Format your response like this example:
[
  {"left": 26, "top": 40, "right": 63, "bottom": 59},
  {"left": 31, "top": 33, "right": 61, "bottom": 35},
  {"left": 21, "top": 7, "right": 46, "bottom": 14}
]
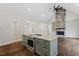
[
  {"left": 42, "top": 40, "right": 50, "bottom": 56},
  {"left": 22, "top": 35, "right": 26, "bottom": 40},
  {"left": 42, "top": 49, "right": 50, "bottom": 56},
  {"left": 35, "top": 38, "right": 42, "bottom": 55},
  {"left": 22, "top": 35, "right": 28, "bottom": 46}
]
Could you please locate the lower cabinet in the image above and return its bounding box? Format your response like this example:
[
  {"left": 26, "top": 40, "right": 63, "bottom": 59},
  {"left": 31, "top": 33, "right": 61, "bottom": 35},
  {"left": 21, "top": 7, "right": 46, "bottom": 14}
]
[
  {"left": 22, "top": 35, "right": 27, "bottom": 47},
  {"left": 35, "top": 38, "right": 58, "bottom": 56},
  {"left": 35, "top": 38, "right": 42, "bottom": 55},
  {"left": 22, "top": 35, "right": 30, "bottom": 47},
  {"left": 42, "top": 40, "right": 50, "bottom": 56}
]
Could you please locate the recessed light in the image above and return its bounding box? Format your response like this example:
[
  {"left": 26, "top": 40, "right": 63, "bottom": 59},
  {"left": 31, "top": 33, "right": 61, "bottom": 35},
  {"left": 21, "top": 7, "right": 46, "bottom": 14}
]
[
  {"left": 27, "top": 8, "right": 32, "bottom": 11},
  {"left": 41, "top": 14, "right": 45, "bottom": 16}
]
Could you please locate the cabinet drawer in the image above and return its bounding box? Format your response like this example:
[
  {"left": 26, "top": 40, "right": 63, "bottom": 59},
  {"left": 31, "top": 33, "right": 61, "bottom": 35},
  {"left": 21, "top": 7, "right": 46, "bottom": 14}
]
[
  {"left": 22, "top": 35, "right": 28, "bottom": 46},
  {"left": 22, "top": 35, "right": 26, "bottom": 38},
  {"left": 41, "top": 40, "right": 50, "bottom": 56},
  {"left": 42, "top": 40, "right": 50, "bottom": 50},
  {"left": 36, "top": 39, "right": 42, "bottom": 44},
  {"left": 36, "top": 44, "right": 42, "bottom": 55},
  {"left": 22, "top": 36, "right": 25, "bottom": 40},
  {"left": 36, "top": 40, "right": 42, "bottom": 55},
  {"left": 22, "top": 37, "right": 27, "bottom": 42},
  {"left": 42, "top": 45, "right": 50, "bottom": 50},
  {"left": 23, "top": 41, "right": 27, "bottom": 47},
  {"left": 43, "top": 40, "right": 50, "bottom": 46},
  {"left": 22, "top": 36, "right": 27, "bottom": 46},
  {"left": 42, "top": 50, "right": 50, "bottom": 56},
  {"left": 22, "top": 35, "right": 27, "bottom": 40}
]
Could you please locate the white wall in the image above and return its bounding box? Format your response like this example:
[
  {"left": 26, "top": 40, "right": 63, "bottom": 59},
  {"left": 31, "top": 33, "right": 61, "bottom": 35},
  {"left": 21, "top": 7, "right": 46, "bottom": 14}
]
[
  {"left": 65, "top": 11, "right": 79, "bottom": 38},
  {"left": 0, "top": 18, "right": 11, "bottom": 45},
  {"left": 65, "top": 20, "right": 79, "bottom": 38},
  {"left": 23, "top": 20, "right": 50, "bottom": 35},
  {"left": 0, "top": 18, "right": 23, "bottom": 46},
  {"left": 66, "top": 11, "right": 79, "bottom": 21}
]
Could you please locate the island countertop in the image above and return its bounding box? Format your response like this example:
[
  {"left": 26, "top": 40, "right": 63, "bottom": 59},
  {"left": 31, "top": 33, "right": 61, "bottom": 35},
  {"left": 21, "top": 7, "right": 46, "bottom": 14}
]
[
  {"left": 36, "top": 35, "right": 57, "bottom": 41},
  {"left": 22, "top": 34, "right": 57, "bottom": 41}
]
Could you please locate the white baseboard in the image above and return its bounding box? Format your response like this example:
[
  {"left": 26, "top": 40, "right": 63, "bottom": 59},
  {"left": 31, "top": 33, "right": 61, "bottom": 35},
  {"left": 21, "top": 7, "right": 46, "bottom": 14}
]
[
  {"left": 65, "top": 36, "right": 79, "bottom": 38},
  {"left": 0, "top": 39, "right": 22, "bottom": 46}
]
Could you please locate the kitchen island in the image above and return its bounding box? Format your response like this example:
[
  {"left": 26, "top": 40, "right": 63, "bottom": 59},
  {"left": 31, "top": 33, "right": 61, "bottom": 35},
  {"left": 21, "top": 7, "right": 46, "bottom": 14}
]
[{"left": 22, "top": 34, "right": 58, "bottom": 56}]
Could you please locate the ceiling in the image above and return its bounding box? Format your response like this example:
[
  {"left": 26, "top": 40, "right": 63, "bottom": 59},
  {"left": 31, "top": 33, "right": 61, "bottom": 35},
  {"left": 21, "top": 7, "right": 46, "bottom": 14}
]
[
  {"left": 62, "top": 3, "right": 79, "bottom": 16},
  {"left": 0, "top": 3, "right": 79, "bottom": 23}
]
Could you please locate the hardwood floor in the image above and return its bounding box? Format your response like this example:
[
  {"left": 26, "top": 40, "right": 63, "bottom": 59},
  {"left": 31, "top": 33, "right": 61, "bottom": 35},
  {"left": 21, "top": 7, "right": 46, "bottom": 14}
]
[
  {"left": 0, "top": 37, "right": 79, "bottom": 56},
  {"left": 58, "top": 37, "right": 79, "bottom": 56},
  {"left": 0, "top": 41, "right": 33, "bottom": 56}
]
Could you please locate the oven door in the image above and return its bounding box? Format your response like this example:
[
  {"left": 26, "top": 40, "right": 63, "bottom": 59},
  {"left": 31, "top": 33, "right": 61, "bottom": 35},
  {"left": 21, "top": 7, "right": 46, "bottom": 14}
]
[
  {"left": 27, "top": 38, "right": 34, "bottom": 52},
  {"left": 27, "top": 39, "right": 34, "bottom": 47}
]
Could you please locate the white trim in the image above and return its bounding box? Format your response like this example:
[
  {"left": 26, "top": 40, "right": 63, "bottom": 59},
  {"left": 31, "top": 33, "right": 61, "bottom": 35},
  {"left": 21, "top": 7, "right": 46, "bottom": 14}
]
[
  {"left": 0, "top": 39, "right": 22, "bottom": 46},
  {"left": 65, "top": 36, "right": 79, "bottom": 39}
]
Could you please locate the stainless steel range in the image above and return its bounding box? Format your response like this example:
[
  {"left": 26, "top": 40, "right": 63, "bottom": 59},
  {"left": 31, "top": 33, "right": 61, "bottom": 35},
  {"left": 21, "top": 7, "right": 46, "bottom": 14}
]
[
  {"left": 22, "top": 34, "right": 42, "bottom": 52},
  {"left": 26, "top": 37, "right": 34, "bottom": 52}
]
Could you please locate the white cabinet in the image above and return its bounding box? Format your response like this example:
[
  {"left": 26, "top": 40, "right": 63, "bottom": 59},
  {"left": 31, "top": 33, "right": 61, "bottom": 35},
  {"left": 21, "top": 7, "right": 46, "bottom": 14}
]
[
  {"left": 35, "top": 38, "right": 58, "bottom": 56},
  {"left": 22, "top": 34, "right": 58, "bottom": 56}
]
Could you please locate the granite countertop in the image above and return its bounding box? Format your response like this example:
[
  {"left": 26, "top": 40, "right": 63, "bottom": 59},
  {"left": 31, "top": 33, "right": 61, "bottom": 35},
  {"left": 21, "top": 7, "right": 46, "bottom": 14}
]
[
  {"left": 36, "top": 35, "right": 57, "bottom": 41},
  {"left": 22, "top": 34, "right": 57, "bottom": 41}
]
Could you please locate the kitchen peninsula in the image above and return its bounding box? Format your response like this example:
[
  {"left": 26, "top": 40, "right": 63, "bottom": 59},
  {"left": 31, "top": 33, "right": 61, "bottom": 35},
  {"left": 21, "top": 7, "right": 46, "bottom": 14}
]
[{"left": 22, "top": 34, "right": 58, "bottom": 56}]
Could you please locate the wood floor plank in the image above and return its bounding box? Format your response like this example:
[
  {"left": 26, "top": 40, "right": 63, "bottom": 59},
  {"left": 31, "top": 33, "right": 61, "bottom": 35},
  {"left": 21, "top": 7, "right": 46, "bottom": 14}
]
[
  {"left": 0, "top": 41, "right": 33, "bottom": 56},
  {"left": 58, "top": 37, "right": 79, "bottom": 56}
]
